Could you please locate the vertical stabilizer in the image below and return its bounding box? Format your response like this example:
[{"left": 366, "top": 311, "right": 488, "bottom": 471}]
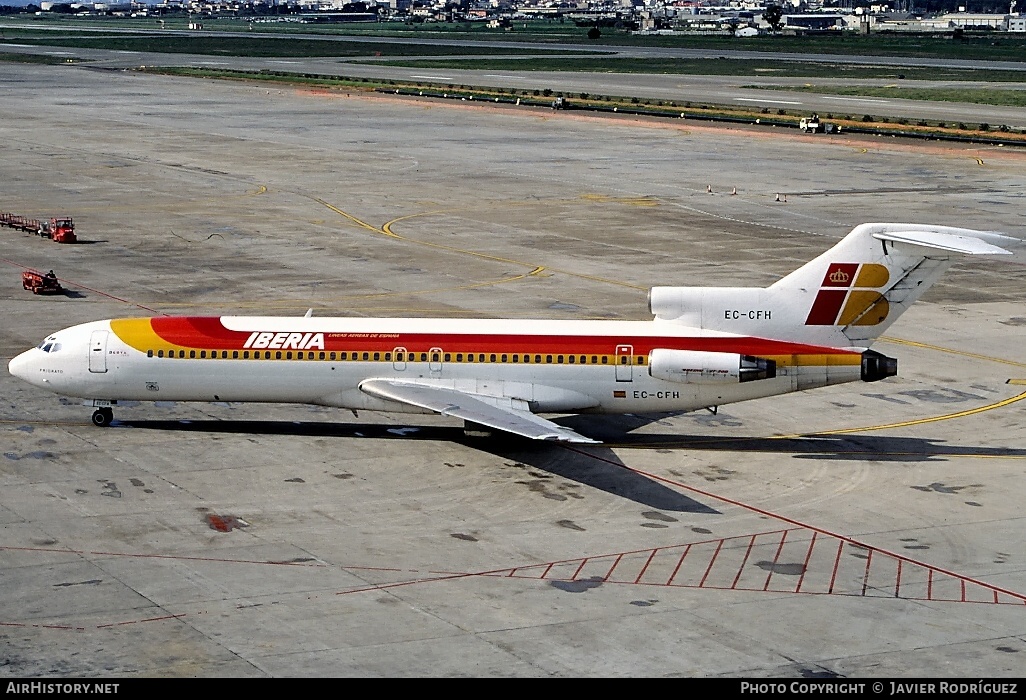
[{"left": 649, "top": 223, "right": 1019, "bottom": 347}]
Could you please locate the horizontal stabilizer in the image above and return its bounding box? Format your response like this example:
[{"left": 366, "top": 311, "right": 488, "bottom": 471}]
[
  {"left": 873, "top": 230, "right": 1012, "bottom": 256},
  {"left": 360, "top": 379, "right": 599, "bottom": 444}
]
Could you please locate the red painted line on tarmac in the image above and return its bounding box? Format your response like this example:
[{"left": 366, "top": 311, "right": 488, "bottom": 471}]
[
  {"left": 0, "top": 622, "right": 85, "bottom": 631},
  {"left": 861, "top": 549, "right": 874, "bottom": 597},
  {"left": 636, "top": 548, "right": 658, "bottom": 584},
  {"left": 96, "top": 614, "right": 186, "bottom": 629},
  {"left": 699, "top": 538, "right": 723, "bottom": 588},
  {"left": 668, "top": 544, "right": 691, "bottom": 586},
  {"left": 763, "top": 529, "right": 789, "bottom": 592},
  {"left": 570, "top": 558, "right": 588, "bottom": 581},
  {"left": 565, "top": 446, "right": 1026, "bottom": 604},
  {"left": 733, "top": 534, "right": 758, "bottom": 590},
  {"left": 828, "top": 541, "right": 843, "bottom": 595},
  {"left": 796, "top": 532, "right": 817, "bottom": 594},
  {"left": 606, "top": 552, "right": 626, "bottom": 582}
]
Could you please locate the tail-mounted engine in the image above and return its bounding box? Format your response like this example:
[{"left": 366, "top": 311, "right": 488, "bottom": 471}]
[
  {"left": 861, "top": 350, "right": 897, "bottom": 382},
  {"left": 649, "top": 349, "right": 776, "bottom": 384}
]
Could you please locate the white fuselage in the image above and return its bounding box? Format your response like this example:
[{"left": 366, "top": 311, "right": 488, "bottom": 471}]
[{"left": 9, "top": 316, "right": 866, "bottom": 418}]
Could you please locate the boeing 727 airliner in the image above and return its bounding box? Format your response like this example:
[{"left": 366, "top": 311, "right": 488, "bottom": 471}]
[{"left": 8, "top": 223, "right": 1022, "bottom": 443}]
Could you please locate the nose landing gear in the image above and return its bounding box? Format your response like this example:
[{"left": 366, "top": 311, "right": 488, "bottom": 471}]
[{"left": 91, "top": 407, "right": 113, "bottom": 427}]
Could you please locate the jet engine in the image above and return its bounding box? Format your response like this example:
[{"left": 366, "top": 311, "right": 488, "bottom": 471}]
[{"left": 648, "top": 349, "right": 776, "bottom": 384}]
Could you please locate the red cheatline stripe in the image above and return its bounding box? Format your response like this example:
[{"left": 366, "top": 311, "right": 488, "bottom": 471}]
[{"left": 142, "top": 317, "right": 859, "bottom": 357}]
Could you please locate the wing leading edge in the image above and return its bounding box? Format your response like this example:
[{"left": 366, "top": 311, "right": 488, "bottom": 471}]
[{"left": 359, "top": 379, "right": 599, "bottom": 444}]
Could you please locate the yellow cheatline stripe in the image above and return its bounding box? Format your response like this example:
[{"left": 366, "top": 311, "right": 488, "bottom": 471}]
[
  {"left": 1008, "top": 379, "right": 1026, "bottom": 385},
  {"left": 879, "top": 336, "right": 1026, "bottom": 369},
  {"left": 770, "top": 390, "right": 1026, "bottom": 438}
]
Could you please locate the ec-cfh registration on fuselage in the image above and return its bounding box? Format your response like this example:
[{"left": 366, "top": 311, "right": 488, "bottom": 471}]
[{"left": 9, "top": 223, "right": 1023, "bottom": 444}]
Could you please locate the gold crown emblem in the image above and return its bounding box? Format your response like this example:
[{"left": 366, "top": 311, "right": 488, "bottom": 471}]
[{"left": 829, "top": 269, "right": 850, "bottom": 284}]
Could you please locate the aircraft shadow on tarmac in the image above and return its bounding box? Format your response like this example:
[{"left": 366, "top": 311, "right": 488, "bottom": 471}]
[
  {"left": 121, "top": 417, "right": 712, "bottom": 512},
  {"left": 119, "top": 416, "right": 1026, "bottom": 511}
]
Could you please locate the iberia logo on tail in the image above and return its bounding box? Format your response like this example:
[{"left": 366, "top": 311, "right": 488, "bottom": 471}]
[{"left": 805, "top": 263, "right": 890, "bottom": 326}]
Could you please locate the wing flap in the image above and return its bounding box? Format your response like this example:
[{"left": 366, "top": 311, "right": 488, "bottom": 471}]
[
  {"left": 873, "top": 230, "right": 1012, "bottom": 255},
  {"left": 359, "top": 379, "right": 599, "bottom": 444}
]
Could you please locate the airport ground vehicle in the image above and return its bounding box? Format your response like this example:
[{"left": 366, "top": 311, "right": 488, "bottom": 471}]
[
  {"left": 21, "top": 270, "right": 63, "bottom": 295},
  {"left": 798, "top": 115, "right": 841, "bottom": 134},
  {"left": 0, "top": 212, "right": 76, "bottom": 243},
  {"left": 799, "top": 115, "right": 823, "bottom": 133}
]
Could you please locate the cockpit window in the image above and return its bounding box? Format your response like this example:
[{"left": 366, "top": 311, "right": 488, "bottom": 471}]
[
  {"left": 42, "top": 343, "right": 53, "bottom": 353},
  {"left": 50, "top": 343, "right": 61, "bottom": 353},
  {"left": 36, "top": 341, "right": 62, "bottom": 353}
]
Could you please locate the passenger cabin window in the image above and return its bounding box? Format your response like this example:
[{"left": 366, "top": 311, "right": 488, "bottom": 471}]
[
  {"left": 147, "top": 349, "right": 153, "bottom": 358},
  {"left": 157, "top": 350, "right": 164, "bottom": 358}
]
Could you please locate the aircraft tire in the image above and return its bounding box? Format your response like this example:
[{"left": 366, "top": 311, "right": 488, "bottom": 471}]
[{"left": 91, "top": 408, "right": 113, "bottom": 427}]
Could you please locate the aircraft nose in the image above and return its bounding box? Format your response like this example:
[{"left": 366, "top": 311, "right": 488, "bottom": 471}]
[{"left": 8, "top": 350, "right": 36, "bottom": 383}]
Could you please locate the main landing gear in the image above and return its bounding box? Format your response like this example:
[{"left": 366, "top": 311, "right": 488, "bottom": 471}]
[{"left": 91, "top": 407, "right": 113, "bottom": 427}]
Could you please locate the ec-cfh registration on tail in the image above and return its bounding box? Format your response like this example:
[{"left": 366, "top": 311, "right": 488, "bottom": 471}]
[{"left": 9, "top": 223, "right": 1022, "bottom": 443}]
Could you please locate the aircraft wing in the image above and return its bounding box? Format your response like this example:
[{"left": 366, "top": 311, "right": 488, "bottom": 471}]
[{"left": 359, "top": 379, "right": 599, "bottom": 444}]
